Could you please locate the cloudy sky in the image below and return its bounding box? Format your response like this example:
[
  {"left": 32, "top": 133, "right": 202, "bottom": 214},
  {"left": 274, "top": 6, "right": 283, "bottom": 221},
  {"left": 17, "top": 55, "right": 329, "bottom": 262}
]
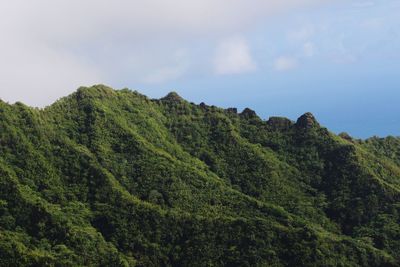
[{"left": 1, "top": 0, "right": 399, "bottom": 137}]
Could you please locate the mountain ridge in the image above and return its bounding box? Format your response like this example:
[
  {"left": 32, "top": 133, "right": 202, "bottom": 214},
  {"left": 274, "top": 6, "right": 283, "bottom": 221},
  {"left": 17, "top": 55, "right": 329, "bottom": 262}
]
[{"left": 0, "top": 84, "right": 399, "bottom": 266}]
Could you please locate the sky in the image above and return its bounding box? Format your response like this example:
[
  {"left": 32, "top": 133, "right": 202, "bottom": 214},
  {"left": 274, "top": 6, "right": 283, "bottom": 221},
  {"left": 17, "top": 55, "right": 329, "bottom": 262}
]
[{"left": 0, "top": 0, "right": 399, "bottom": 138}]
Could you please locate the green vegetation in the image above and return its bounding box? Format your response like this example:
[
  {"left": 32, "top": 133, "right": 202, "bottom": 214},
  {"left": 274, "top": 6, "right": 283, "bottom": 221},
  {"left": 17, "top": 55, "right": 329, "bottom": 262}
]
[{"left": 0, "top": 85, "right": 399, "bottom": 266}]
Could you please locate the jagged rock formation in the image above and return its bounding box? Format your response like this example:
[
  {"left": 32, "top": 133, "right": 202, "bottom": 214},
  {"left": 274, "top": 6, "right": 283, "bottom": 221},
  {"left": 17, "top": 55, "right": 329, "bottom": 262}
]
[
  {"left": 226, "top": 107, "right": 238, "bottom": 114},
  {"left": 267, "top": 116, "right": 294, "bottom": 131},
  {"left": 295, "top": 112, "right": 319, "bottom": 129},
  {"left": 240, "top": 107, "right": 257, "bottom": 118}
]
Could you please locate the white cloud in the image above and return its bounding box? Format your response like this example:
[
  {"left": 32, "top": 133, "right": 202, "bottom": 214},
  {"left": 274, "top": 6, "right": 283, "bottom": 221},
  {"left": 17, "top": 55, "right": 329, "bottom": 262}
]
[
  {"left": 329, "top": 36, "right": 358, "bottom": 64},
  {"left": 274, "top": 56, "right": 298, "bottom": 71},
  {"left": 142, "top": 66, "right": 186, "bottom": 84},
  {"left": 361, "top": 18, "right": 384, "bottom": 30},
  {"left": 353, "top": 1, "right": 375, "bottom": 8},
  {"left": 141, "top": 49, "right": 189, "bottom": 84},
  {"left": 0, "top": 0, "right": 330, "bottom": 106},
  {"left": 303, "top": 42, "right": 315, "bottom": 57},
  {"left": 288, "top": 26, "right": 315, "bottom": 42},
  {"left": 214, "top": 37, "right": 257, "bottom": 75},
  {"left": 0, "top": 25, "right": 102, "bottom": 107},
  {"left": 331, "top": 54, "right": 357, "bottom": 64}
]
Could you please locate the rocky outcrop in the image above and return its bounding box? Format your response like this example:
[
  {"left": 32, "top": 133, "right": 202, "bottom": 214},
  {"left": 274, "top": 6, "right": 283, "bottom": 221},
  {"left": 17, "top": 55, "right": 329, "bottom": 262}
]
[
  {"left": 267, "top": 117, "right": 294, "bottom": 130},
  {"left": 339, "top": 132, "right": 354, "bottom": 142},
  {"left": 240, "top": 108, "right": 257, "bottom": 119},
  {"left": 161, "top": 91, "right": 184, "bottom": 102},
  {"left": 199, "top": 102, "right": 207, "bottom": 109},
  {"left": 226, "top": 107, "right": 238, "bottom": 114},
  {"left": 295, "top": 112, "right": 319, "bottom": 129}
]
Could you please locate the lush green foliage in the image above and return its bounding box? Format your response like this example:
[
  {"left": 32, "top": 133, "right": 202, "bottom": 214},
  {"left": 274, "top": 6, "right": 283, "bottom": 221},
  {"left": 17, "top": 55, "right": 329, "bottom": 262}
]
[{"left": 0, "top": 85, "right": 399, "bottom": 266}]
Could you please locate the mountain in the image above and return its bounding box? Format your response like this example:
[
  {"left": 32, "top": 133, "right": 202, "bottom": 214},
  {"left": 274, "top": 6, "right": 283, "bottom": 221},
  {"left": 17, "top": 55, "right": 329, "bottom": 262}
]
[{"left": 0, "top": 85, "right": 399, "bottom": 266}]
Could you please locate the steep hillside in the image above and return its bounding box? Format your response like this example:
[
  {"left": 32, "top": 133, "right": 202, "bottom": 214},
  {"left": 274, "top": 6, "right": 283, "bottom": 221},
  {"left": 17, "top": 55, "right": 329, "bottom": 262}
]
[{"left": 0, "top": 85, "right": 399, "bottom": 266}]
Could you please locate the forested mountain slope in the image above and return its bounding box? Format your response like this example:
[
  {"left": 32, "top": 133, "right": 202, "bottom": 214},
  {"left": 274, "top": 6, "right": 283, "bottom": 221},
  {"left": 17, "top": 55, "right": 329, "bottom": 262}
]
[{"left": 0, "top": 85, "right": 399, "bottom": 266}]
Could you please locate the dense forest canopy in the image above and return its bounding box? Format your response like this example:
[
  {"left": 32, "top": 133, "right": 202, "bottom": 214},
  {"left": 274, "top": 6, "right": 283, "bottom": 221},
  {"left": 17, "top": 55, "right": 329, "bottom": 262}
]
[{"left": 0, "top": 85, "right": 399, "bottom": 266}]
